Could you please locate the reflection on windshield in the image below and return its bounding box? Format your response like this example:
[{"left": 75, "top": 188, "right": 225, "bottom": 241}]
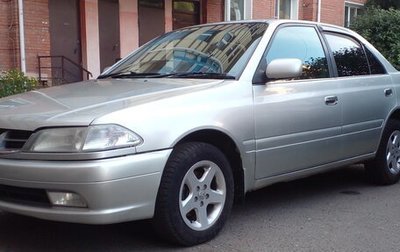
[
  {"left": 105, "top": 23, "right": 268, "bottom": 79},
  {"left": 140, "top": 47, "right": 223, "bottom": 73}
]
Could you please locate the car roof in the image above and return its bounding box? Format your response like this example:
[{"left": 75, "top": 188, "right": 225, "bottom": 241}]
[{"left": 184, "top": 19, "right": 355, "bottom": 36}]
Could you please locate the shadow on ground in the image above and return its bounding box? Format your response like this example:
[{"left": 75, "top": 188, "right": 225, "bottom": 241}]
[{"left": 0, "top": 165, "right": 369, "bottom": 251}]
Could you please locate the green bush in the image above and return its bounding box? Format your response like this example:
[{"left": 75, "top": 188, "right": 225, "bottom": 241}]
[
  {"left": 0, "top": 69, "right": 38, "bottom": 98},
  {"left": 351, "top": 7, "right": 400, "bottom": 70}
]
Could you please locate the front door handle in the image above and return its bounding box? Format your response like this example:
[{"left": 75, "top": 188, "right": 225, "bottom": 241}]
[
  {"left": 325, "top": 96, "right": 338, "bottom": 105},
  {"left": 384, "top": 88, "right": 393, "bottom": 97}
]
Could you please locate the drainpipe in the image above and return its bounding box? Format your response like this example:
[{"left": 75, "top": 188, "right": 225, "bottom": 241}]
[
  {"left": 18, "top": 0, "right": 26, "bottom": 73},
  {"left": 317, "top": 0, "right": 322, "bottom": 22}
]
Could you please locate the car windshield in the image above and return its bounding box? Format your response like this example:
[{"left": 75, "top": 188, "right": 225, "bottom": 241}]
[{"left": 99, "top": 22, "right": 268, "bottom": 80}]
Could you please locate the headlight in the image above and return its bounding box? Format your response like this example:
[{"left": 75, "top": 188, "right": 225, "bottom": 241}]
[
  {"left": 27, "top": 124, "right": 142, "bottom": 152},
  {"left": 83, "top": 124, "right": 142, "bottom": 151}
]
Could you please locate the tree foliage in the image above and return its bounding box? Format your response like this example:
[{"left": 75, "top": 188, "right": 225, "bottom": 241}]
[
  {"left": 365, "top": 0, "right": 400, "bottom": 9},
  {"left": 351, "top": 7, "right": 400, "bottom": 70}
]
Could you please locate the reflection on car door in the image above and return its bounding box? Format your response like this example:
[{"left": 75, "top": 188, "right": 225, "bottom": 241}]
[{"left": 253, "top": 25, "right": 343, "bottom": 179}]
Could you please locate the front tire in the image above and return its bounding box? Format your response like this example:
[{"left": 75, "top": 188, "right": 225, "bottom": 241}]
[
  {"left": 154, "top": 142, "right": 234, "bottom": 246},
  {"left": 366, "top": 119, "right": 400, "bottom": 185}
]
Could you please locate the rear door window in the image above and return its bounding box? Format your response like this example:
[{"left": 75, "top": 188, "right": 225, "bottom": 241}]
[
  {"left": 325, "top": 33, "right": 370, "bottom": 76},
  {"left": 365, "top": 47, "right": 386, "bottom": 74}
]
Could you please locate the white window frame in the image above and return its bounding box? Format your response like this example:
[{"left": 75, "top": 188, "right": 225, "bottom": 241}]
[
  {"left": 225, "top": 0, "right": 252, "bottom": 21},
  {"left": 276, "top": 0, "right": 299, "bottom": 20},
  {"left": 344, "top": 1, "right": 364, "bottom": 27}
]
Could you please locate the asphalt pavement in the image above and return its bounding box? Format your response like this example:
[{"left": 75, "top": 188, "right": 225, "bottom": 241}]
[{"left": 1, "top": 165, "right": 399, "bottom": 252}]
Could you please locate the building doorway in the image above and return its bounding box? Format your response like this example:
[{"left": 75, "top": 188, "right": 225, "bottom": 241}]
[
  {"left": 138, "top": 0, "right": 165, "bottom": 46},
  {"left": 49, "top": 0, "right": 82, "bottom": 83},
  {"left": 98, "top": 0, "right": 120, "bottom": 71}
]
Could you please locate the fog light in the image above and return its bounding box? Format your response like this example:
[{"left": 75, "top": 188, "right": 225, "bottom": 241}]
[{"left": 47, "top": 191, "right": 87, "bottom": 208}]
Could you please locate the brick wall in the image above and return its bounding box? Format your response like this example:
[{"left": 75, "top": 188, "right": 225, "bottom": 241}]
[
  {"left": 0, "top": 0, "right": 50, "bottom": 77},
  {"left": 250, "top": 0, "right": 364, "bottom": 22},
  {"left": 253, "top": 0, "right": 275, "bottom": 19},
  {"left": 300, "top": 0, "right": 317, "bottom": 21},
  {"left": 23, "top": 0, "right": 50, "bottom": 76},
  {"left": 1, "top": 0, "right": 368, "bottom": 78},
  {"left": 0, "top": 0, "right": 19, "bottom": 71},
  {"left": 207, "top": 0, "right": 224, "bottom": 23},
  {"left": 320, "top": 0, "right": 345, "bottom": 26},
  {"left": 299, "top": 0, "right": 366, "bottom": 25}
]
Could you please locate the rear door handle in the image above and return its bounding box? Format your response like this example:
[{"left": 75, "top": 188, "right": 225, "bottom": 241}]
[
  {"left": 325, "top": 96, "right": 338, "bottom": 105},
  {"left": 384, "top": 88, "right": 393, "bottom": 97}
]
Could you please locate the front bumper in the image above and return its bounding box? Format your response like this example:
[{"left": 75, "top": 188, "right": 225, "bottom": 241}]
[{"left": 0, "top": 149, "right": 172, "bottom": 224}]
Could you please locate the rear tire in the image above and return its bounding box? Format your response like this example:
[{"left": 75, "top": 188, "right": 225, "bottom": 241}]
[
  {"left": 365, "top": 119, "right": 400, "bottom": 185},
  {"left": 153, "top": 142, "right": 234, "bottom": 246}
]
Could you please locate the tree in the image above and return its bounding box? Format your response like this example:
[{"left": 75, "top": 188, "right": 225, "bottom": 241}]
[
  {"left": 351, "top": 8, "right": 400, "bottom": 70},
  {"left": 365, "top": 0, "right": 400, "bottom": 9}
]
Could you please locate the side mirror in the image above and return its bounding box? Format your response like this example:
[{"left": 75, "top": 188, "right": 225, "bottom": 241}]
[{"left": 265, "top": 58, "right": 303, "bottom": 80}]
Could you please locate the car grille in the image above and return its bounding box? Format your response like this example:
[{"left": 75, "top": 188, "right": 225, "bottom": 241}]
[
  {"left": 0, "top": 184, "right": 51, "bottom": 207},
  {"left": 0, "top": 129, "right": 33, "bottom": 151}
]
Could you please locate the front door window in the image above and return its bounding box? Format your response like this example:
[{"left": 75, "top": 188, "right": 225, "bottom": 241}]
[{"left": 266, "top": 26, "right": 329, "bottom": 79}]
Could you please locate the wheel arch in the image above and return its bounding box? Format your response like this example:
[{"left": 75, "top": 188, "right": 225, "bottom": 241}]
[
  {"left": 387, "top": 108, "right": 400, "bottom": 122},
  {"left": 175, "top": 129, "right": 245, "bottom": 203},
  {"left": 370, "top": 108, "right": 400, "bottom": 145},
  {"left": 377, "top": 107, "right": 400, "bottom": 149}
]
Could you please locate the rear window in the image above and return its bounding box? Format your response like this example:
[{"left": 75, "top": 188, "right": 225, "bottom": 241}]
[{"left": 365, "top": 47, "right": 386, "bottom": 74}]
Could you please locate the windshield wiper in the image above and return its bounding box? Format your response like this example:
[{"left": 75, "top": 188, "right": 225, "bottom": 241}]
[
  {"left": 97, "top": 71, "right": 163, "bottom": 79},
  {"left": 98, "top": 71, "right": 236, "bottom": 80},
  {"left": 160, "top": 72, "right": 236, "bottom": 80}
]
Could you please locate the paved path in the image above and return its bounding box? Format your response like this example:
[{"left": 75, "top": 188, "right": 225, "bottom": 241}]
[{"left": 1, "top": 165, "right": 399, "bottom": 251}]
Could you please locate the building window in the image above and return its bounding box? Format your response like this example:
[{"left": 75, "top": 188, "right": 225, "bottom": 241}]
[
  {"left": 344, "top": 3, "right": 364, "bottom": 27},
  {"left": 138, "top": 0, "right": 164, "bottom": 8},
  {"left": 173, "top": 0, "right": 201, "bottom": 29},
  {"left": 276, "top": 0, "right": 298, "bottom": 19},
  {"left": 225, "top": 0, "right": 252, "bottom": 21}
]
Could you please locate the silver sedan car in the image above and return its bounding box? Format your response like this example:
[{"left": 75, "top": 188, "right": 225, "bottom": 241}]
[{"left": 0, "top": 20, "right": 400, "bottom": 246}]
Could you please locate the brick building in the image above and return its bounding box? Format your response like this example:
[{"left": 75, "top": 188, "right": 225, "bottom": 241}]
[{"left": 0, "top": 0, "right": 367, "bottom": 83}]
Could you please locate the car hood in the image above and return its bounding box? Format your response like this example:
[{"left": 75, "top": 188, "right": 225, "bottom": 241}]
[{"left": 0, "top": 78, "right": 224, "bottom": 131}]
